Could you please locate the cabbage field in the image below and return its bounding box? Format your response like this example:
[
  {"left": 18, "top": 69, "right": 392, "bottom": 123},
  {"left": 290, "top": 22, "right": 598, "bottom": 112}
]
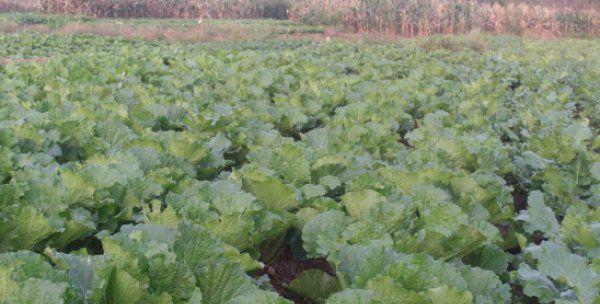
[{"left": 0, "top": 33, "right": 599, "bottom": 304}]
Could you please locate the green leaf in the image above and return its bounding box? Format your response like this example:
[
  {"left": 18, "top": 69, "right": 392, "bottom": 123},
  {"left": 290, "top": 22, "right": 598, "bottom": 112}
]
[
  {"left": 336, "top": 243, "right": 398, "bottom": 288},
  {"left": 563, "top": 124, "right": 592, "bottom": 148},
  {"left": 461, "top": 267, "right": 510, "bottom": 304},
  {"left": 302, "top": 128, "right": 330, "bottom": 151},
  {"left": 521, "top": 151, "right": 546, "bottom": 171},
  {"left": 197, "top": 263, "right": 257, "bottom": 304},
  {"left": 221, "top": 243, "right": 263, "bottom": 272},
  {"left": 515, "top": 191, "right": 559, "bottom": 238},
  {"left": 204, "top": 179, "right": 256, "bottom": 215},
  {"left": 517, "top": 264, "right": 559, "bottom": 303},
  {"left": 319, "top": 175, "right": 341, "bottom": 191},
  {"left": 143, "top": 200, "right": 180, "bottom": 228},
  {"left": 366, "top": 276, "right": 426, "bottom": 304},
  {"left": 43, "top": 250, "right": 112, "bottom": 303},
  {"left": 273, "top": 142, "right": 311, "bottom": 185},
  {"left": 0, "top": 206, "right": 57, "bottom": 251},
  {"left": 0, "top": 265, "right": 17, "bottom": 302},
  {"left": 311, "top": 156, "right": 347, "bottom": 179},
  {"left": 0, "top": 252, "right": 72, "bottom": 304},
  {"left": 148, "top": 292, "right": 174, "bottom": 304},
  {"left": 528, "top": 242, "right": 600, "bottom": 304},
  {"left": 60, "top": 169, "right": 94, "bottom": 205},
  {"left": 168, "top": 139, "right": 207, "bottom": 165},
  {"left": 204, "top": 213, "right": 255, "bottom": 250},
  {"left": 6, "top": 278, "right": 69, "bottom": 304},
  {"left": 424, "top": 286, "right": 473, "bottom": 304},
  {"left": 591, "top": 162, "right": 600, "bottom": 181},
  {"left": 0, "top": 184, "right": 18, "bottom": 210},
  {"left": 48, "top": 208, "right": 96, "bottom": 248},
  {"left": 463, "top": 244, "right": 508, "bottom": 274},
  {"left": 561, "top": 202, "right": 600, "bottom": 257},
  {"left": 326, "top": 289, "right": 373, "bottom": 304},
  {"left": 173, "top": 222, "right": 223, "bottom": 274},
  {"left": 342, "top": 220, "right": 392, "bottom": 246},
  {"left": 0, "top": 251, "right": 68, "bottom": 283},
  {"left": 302, "top": 184, "right": 327, "bottom": 200},
  {"left": 106, "top": 269, "right": 146, "bottom": 304},
  {"left": 420, "top": 202, "right": 469, "bottom": 238},
  {"left": 230, "top": 290, "right": 291, "bottom": 304},
  {"left": 244, "top": 171, "right": 299, "bottom": 212},
  {"left": 302, "top": 210, "right": 352, "bottom": 258},
  {"left": 295, "top": 207, "right": 321, "bottom": 229},
  {"left": 412, "top": 185, "right": 468, "bottom": 238},
  {"left": 288, "top": 269, "right": 342, "bottom": 303},
  {"left": 148, "top": 253, "right": 196, "bottom": 301},
  {"left": 382, "top": 253, "right": 467, "bottom": 292},
  {"left": 341, "top": 190, "right": 385, "bottom": 220}
]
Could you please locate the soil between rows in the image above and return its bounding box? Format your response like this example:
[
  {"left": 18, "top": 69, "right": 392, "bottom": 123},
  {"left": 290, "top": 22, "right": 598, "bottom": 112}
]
[{"left": 255, "top": 246, "right": 336, "bottom": 304}]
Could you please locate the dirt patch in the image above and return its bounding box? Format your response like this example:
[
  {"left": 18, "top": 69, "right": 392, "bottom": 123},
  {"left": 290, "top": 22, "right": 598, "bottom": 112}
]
[
  {"left": 255, "top": 246, "right": 335, "bottom": 304},
  {"left": 63, "top": 235, "right": 104, "bottom": 255},
  {"left": 0, "top": 19, "right": 426, "bottom": 44},
  {"left": 505, "top": 174, "right": 528, "bottom": 212},
  {"left": 0, "top": 57, "right": 48, "bottom": 64},
  {"left": 0, "top": 21, "right": 292, "bottom": 43},
  {"left": 399, "top": 135, "right": 413, "bottom": 148}
]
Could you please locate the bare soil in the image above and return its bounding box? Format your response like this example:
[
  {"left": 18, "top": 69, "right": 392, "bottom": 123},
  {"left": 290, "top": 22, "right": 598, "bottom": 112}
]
[{"left": 255, "top": 246, "right": 335, "bottom": 304}]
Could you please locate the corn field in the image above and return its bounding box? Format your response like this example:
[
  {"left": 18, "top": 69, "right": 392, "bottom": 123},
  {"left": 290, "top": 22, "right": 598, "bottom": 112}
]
[
  {"left": 288, "top": 0, "right": 599, "bottom": 36},
  {"left": 0, "top": 0, "right": 38, "bottom": 12},
  {"left": 2, "top": 0, "right": 598, "bottom": 36}
]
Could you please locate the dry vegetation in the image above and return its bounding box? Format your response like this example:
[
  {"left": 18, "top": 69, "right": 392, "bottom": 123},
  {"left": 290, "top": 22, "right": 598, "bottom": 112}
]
[
  {"left": 1, "top": 0, "right": 598, "bottom": 36},
  {"left": 0, "top": 0, "right": 38, "bottom": 12},
  {"left": 291, "top": 0, "right": 599, "bottom": 36}
]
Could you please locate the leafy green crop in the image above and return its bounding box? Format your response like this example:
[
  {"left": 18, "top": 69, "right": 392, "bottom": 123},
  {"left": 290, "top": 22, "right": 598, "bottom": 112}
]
[{"left": 0, "top": 33, "right": 598, "bottom": 303}]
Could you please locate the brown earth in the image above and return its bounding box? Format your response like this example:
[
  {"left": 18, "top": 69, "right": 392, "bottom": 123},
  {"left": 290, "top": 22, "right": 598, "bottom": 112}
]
[{"left": 255, "top": 246, "right": 336, "bottom": 304}]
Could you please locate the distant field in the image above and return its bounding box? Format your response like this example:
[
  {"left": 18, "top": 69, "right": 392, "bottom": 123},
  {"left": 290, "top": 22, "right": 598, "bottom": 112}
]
[
  {"left": 1, "top": 11, "right": 597, "bottom": 44},
  {"left": 1, "top": 0, "right": 598, "bottom": 37},
  {"left": 0, "top": 13, "right": 331, "bottom": 42}
]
